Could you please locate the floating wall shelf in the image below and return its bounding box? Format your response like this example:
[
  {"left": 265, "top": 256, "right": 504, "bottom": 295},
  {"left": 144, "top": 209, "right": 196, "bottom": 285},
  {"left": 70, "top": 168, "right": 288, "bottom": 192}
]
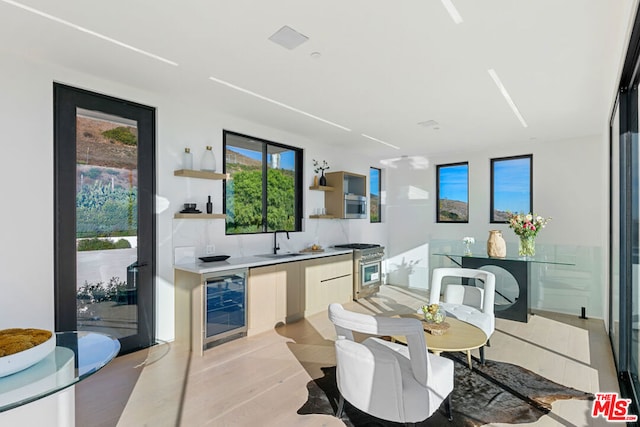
[
  {"left": 174, "top": 169, "right": 228, "bottom": 180},
  {"left": 308, "top": 185, "right": 334, "bottom": 191},
  {"left": 174, "top": 213, "right": 226, "bottom": 219}
]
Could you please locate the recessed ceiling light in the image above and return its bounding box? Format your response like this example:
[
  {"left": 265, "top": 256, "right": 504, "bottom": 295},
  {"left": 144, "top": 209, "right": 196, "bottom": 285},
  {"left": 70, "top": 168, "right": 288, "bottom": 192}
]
[
  {"left": 441, "top": 0, "right": 463, "bottom": 24},
  {"left": 361, "top": 134, "right": 400, "bottom": 150},
  {"left": 0, "top": 0, "right": 178, "bottom": 66},
  {"left": 208, "top": 75, "right": 351, "bottom": 132},
  {"left": 269, "top": 25, "right": 309, "bottom": 50},
  {"left": 488, "top": 68, "right": 528, "bottom": 128},
  {"left": 310, "top": 52, "right": 322, "bottom": 59}
]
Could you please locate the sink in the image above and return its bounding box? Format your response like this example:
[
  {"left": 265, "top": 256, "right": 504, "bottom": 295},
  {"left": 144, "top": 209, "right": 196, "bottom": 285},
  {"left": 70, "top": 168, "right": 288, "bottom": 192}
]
[{"left": 257, "top": 253, "right": 305, "bottom": 259}]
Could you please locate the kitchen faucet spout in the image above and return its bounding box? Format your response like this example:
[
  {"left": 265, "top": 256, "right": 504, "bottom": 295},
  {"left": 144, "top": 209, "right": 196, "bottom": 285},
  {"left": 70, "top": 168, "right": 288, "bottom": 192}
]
[{"left": 273, "top": 230, "right": 290, "bottom": 254}]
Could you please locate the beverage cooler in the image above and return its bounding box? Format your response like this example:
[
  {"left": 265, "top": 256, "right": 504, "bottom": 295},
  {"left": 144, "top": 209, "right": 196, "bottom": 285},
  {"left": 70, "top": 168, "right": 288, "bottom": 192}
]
[{"left": 203, "top": 268, "right": 247, "bottom": 348}]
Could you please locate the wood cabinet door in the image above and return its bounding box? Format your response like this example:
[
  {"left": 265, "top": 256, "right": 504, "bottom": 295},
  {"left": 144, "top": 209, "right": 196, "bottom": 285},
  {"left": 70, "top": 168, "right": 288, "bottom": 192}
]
[
  {"left": 325, "top": 275, "right": 353, "bottom": 305},
  {"left": 247, "top": 265, "right": 278, "bottom": 335},
  {"left": 304, "top": 258, "right": 327, "bottom": 315},
  {"left": 277, "top": 262, "right": 302, "bottom": 321}
]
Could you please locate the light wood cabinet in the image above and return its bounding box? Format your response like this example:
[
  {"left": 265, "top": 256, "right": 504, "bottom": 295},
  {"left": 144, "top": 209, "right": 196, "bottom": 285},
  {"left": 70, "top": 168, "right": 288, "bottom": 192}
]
[
  {"left": 177, "top": 254, "right": 353, "bottom": 342},
  {"left": 247, "top": 265, "right": 280, "bottom": 336},
  {"left": 324, "top": 171, "right": 367, "bottom": 219},
  {"left": 304, "top": 253, "right": 353, "bottom": 316},
  {"left": 281, "top": 261, "right": 303, "bottom": 322},
  {"left": 247, "top": 261, "right": 305, "bottom": 335}
]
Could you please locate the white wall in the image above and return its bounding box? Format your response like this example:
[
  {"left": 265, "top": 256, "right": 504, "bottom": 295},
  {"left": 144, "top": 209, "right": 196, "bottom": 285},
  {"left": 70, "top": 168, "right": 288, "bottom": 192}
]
[
  {"left": 0, "top": 50, "right": 388, "bottom": 341},
  {"left": 383, "top": 134, "right": 610, "bottom": 318}
]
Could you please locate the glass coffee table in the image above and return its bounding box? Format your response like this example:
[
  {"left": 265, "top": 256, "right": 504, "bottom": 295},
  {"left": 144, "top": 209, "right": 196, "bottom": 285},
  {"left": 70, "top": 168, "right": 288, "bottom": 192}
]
[{"left": 392, "top": 313, "right": 487, "bottom": 369}]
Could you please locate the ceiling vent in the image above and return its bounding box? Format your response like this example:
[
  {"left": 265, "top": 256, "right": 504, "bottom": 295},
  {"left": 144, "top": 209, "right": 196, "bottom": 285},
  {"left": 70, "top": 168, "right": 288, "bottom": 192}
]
[
  {"left": 418, "top": 120, "right": 439, "bottom": 128},
  {"left": 269, "top": 25, "right": 308, "bottom": 50}
]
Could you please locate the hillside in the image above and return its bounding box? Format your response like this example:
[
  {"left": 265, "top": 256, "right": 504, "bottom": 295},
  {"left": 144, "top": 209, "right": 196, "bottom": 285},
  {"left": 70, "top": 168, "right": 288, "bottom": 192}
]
[
  {"left": 76, "top": 116, "right": 138, "bottom": 170},
  {"left": 439, "top": 199, "right": 468, "bottom": 222}
]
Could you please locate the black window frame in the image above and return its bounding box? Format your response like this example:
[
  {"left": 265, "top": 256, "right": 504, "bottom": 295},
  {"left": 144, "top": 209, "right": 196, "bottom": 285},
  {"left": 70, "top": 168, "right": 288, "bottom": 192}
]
[
  {"left": 223, "top": 130, "right": 303, "bottom": 235},
  {"left": 370, "top": 167, "right": 382, "bottom": 223},
  {"left": 490, "top": 154, "right": 533, "bottom": 223},
  {"left": 436, "top": 161, "right": 469, "bottom": 223}
]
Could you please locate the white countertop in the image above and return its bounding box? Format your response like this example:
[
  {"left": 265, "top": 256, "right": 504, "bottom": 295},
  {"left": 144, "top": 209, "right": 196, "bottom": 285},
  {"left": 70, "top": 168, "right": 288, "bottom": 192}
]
[{"left": 173, "top": 248, "right": 353, "bottom": 274}]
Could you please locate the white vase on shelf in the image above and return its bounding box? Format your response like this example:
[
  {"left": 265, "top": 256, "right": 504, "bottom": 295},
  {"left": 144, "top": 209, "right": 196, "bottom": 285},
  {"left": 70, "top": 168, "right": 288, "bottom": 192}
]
[{"left": 201, "top": 146, "right": 216, "bottom": 172}]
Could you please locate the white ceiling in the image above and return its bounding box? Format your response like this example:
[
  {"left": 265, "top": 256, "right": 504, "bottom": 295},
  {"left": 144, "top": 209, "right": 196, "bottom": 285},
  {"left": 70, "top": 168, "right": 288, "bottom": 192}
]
[{"left": 0, "top": 0, "right": 636, "bottom": 158}]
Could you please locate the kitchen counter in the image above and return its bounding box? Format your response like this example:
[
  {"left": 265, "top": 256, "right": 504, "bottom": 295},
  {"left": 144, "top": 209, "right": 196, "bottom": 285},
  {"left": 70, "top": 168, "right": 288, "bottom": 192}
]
[
  {"left": 174, "top": 248, "right": 354, "bottom": 354},
  {"left": 173, "top": 248, "right": 353, "bottom": 274}
]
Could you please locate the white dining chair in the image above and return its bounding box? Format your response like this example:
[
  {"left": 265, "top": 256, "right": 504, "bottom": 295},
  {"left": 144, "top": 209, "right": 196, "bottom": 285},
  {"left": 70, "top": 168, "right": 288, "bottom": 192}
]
[
  {"left": 328, "top": 303, "right": 454, "bottom": 425},
  {"left": 429, "top": 267, "right": 496, "bottom": 363}
]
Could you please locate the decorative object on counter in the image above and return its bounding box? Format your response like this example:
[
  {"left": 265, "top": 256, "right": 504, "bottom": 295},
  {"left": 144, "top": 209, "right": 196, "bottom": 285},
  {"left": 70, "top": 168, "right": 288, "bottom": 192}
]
[
  {"left": 180, "top": 203, "right": 201, "bottom": 213},
  {"left": 201, "top": 145, "right": 216, "bottom": 172},
  {"left": 0, "top": 328, "right": 56, "bottom": 377},
  {"left": 487, "top": 230, "right": 506, "bottom": 258},
  {"left": 421, "top": 303, "right": 446, "bottom": 324},
  {"left": 183, "top": 147, "right": 193, "bottom": 169},
  {"left": 313, "top": 159, "right": 330, "bottom": 186},
  {"left": 463, "top": 236, "right": 475, "bottom": 256},
  {"left": 300, "top": 244, "right": 324, "bottom": 253},
  {"left": 507, "top": 212, "right": 551, "bottom": 257},
  {"left": 198, "top": 255, "right": 230, "bottom": 262},
  {"left": 313, "top": 175, "right": 319, "bottom": 187},
  {"left": 206, "top": 195, "right": 213, "bottom": 214}
]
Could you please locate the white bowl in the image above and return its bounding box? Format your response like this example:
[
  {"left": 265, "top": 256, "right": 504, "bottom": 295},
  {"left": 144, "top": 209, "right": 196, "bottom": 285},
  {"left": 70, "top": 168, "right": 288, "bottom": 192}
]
[{"left": 0, "top": 334, "right": 56, "bottom": 378}]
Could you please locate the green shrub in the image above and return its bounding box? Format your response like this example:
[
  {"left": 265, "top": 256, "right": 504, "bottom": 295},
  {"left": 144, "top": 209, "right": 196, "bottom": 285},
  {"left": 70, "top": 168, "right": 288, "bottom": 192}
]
[
  {"left": 77, "top": 277, "right": 127, "bottom": 303},
  {"left": 102, "top": 126, "right": 137, "bottom": 146},
  {"left": 86, "top": 168, "right": 102, "bottom": 179},
  {"left": 77, "top": 237, "right": 131, "bottom": 251},
  {"left": 114, "top": 239, "right": 131, "bottom": 249}
]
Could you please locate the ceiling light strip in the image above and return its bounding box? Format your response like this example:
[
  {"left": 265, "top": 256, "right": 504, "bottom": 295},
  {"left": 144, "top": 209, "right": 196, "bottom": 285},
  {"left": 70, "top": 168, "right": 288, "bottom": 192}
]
[
  {"left": 487, "top": 69, "right": 528, "bottom": 128},
  {"left": 361, "top": 134, "right": 400, "bottom": 150},
  {"left": 1, "top": 0, "right": 178, "bottom": 66},
  {"left": 208, "top": 76, "right": 351, "bottom": 132},
  {"left": 441, "top": 0, "right": 463, "bottom": 24}
]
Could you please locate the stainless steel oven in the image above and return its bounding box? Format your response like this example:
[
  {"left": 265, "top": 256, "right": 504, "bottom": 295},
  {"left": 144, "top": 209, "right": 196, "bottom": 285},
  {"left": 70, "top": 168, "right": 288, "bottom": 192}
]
[
  {"left": 344, "top": 194, "right": 367, "bottom": 219},
  {"left": 334, "top": 244, "right": 384, "bottom": 299}
]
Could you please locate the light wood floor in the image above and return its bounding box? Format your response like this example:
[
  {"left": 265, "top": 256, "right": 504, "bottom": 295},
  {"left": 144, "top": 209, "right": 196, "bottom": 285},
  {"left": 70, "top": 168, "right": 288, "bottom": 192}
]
[{"left": 77, "top": 284, "right": 619, "bottom": 427}]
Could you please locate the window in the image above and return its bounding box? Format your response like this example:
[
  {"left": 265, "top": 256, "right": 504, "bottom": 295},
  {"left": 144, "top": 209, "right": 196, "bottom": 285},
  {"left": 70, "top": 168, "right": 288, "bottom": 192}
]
[
  {"left": 370, "top": 167, "right": 381, "bottom": 223},
  {"left": 223, "top": 130, "right": 302, "bottom": 234},
  {"left": 490, "top": 154, "right": 532, "bottom": 223},
  {"left": 436, "top": 162, "right": 469, "bottom": 223}
]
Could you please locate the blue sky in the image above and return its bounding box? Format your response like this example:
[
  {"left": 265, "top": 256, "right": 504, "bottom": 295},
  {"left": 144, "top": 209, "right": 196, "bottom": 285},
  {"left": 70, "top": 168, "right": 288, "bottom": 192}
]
[
  {"left": 228, "top": 146, "right": 295, "bottom": 170},
  {"left": 370, "top": 168, "right": 380, "bottom": 196},
  {"left": 439, "top": 164, "right": 468, "bottom": 202},
  {"left": 493, "top": 158, "right": 531, "bottom": 212}
]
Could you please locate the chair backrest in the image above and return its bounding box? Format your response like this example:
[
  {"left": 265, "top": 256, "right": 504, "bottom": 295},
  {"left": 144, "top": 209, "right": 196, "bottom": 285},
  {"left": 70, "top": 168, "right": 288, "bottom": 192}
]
[
  {"left": 328, "top": 303, "right": 429, "bottom": 385},
  {"left": 444, "top": 284, "right": 484, "bottom": 310},
  {"left": 430, "top": 267, "right": 496, "bottom": 315}
]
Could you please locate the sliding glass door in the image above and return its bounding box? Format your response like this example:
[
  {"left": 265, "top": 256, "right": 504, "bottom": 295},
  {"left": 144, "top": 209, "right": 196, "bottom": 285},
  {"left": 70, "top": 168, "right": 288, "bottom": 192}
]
[{"left": 611, "top": 7, "right": 640, "bottom": 413}]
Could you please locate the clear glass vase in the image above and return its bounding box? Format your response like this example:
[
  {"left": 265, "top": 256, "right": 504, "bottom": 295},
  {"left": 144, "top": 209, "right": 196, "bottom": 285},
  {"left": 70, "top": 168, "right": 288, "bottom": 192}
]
[
  {"left": 201, "top": 146, "right": 216, "bottom": 172},
  {"left": 422, "top": 305, "right": 446, "bottom": 324},
  {"left": 464, "top": 241, "right": 472, "bottom": 256},
  {"left": 518, "top": 235, "right": 536, "bottom": 257}
]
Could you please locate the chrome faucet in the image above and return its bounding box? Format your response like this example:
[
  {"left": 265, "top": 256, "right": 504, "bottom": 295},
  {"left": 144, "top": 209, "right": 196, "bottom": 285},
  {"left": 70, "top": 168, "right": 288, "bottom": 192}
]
[{"left": 273, "top": 230, "right": 290, "bottom": 254}]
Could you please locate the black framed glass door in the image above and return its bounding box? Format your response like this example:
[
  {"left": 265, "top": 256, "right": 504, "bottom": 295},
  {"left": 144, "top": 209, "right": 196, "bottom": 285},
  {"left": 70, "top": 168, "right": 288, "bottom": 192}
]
[{"left": 54, "top": 83, "right": 155, "bottom": 354}]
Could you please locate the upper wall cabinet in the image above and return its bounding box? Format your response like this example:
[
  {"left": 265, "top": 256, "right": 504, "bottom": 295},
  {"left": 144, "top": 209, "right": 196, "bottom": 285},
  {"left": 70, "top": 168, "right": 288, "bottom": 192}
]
[{"left": 324, "top": 171, "right": 367, "bottom": 219}]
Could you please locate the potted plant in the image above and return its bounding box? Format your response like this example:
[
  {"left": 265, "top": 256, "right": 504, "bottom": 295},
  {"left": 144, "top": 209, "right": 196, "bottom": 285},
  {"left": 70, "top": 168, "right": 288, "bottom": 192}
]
[{"left": 313, "top": 159, "right": 330, "bottom": 186}]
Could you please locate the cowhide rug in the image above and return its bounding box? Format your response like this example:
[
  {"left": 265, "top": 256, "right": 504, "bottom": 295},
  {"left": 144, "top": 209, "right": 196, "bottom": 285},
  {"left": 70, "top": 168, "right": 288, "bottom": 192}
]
[{"left": 297, "top": 355, "right": 593, "bottom": 427}]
